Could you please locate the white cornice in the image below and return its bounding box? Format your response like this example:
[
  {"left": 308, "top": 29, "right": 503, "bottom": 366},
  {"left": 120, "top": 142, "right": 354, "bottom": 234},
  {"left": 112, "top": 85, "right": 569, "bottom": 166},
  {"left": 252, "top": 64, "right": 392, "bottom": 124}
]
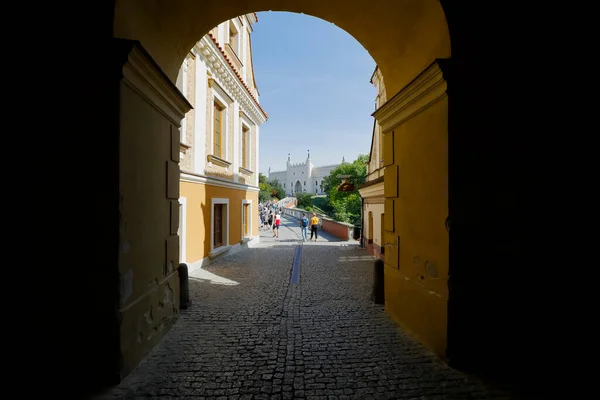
[
  {"left": 193, "top": 37, "right": 267, "bottom": 126},
  {"left": 358, "top": 181, "right": 384, "bottom": 198},
  {"left": 181, "top": 171, "right": 260, "bottom": 192},
  {"left": 122, "top": 43, "right": 193, "bottom": 125},
  {"left": 372, "top": 61, "right": 447, "bottom": 132}
]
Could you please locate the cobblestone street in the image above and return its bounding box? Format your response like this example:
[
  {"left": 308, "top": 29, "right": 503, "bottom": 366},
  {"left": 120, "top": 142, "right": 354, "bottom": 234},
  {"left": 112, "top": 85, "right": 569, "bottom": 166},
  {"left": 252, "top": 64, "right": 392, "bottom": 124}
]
[{"left": 96, "top": 216, "right": 514, "bottom": 400}]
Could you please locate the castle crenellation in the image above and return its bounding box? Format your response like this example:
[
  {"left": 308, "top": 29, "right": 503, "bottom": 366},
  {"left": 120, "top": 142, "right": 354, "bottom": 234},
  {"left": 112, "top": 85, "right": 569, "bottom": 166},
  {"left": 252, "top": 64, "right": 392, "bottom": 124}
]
[{"left": 268, "top": 153, "right": 344, "bottom": 196}]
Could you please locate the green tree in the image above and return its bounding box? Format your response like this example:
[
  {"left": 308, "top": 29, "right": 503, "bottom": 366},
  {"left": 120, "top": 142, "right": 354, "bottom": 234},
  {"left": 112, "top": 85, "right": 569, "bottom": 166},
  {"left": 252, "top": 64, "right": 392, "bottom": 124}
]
[
  {"left": 258, "top": 173, "right": 268, "bottom": 184},
  {"left": 259, "top": 173, "right": 274, "bottom": 202},
  {"left": 269, "top": 179, "right": 286, "bottom": 200},
  {"left": 296, "top": 193, "right": 313, "bottom": 209},
  {"left": 259, "top": 189, "right": 271, "bottom": 203},
  {"left": 257, "top": 173, "right": 286, "bottom": 202},
  {"left": 324, "top": 154, "right": 368, "bottom": 223}
]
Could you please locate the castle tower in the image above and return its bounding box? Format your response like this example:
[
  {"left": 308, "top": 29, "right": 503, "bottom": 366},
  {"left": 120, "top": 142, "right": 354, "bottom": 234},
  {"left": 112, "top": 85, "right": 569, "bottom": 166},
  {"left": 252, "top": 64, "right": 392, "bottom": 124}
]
[{"left": 307, "top": 149, "right": 314, "bottom": 182}]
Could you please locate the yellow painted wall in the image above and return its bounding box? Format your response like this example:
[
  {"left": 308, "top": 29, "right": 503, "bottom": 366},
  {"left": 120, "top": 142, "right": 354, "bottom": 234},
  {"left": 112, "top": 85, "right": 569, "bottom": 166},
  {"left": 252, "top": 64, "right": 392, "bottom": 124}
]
[
  {"left": 384, "top": 97, "right": 449, "bottom": 357},
  {"left": 118, "top": 80, "right": 183, "bottom": 376},
  {"left": 113, "top": 0, "right": 450, "bottom": 98},
  {"left": 364, "top": 203, "right": 384, "bottom": 248},
  {"left": 180, "top": 180, "right": 259, "bottom": 264}
]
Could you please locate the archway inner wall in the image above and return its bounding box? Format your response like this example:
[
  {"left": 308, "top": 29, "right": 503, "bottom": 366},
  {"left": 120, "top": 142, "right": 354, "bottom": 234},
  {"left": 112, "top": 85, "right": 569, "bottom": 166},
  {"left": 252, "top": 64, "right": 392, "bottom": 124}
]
[{"left": 111, "top": 0, "right": 453, "bottom": 381}]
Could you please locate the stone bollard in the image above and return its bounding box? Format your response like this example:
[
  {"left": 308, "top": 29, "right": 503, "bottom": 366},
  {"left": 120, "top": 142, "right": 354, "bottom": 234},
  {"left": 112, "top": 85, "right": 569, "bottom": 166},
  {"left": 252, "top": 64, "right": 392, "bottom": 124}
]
[
  {"left": 178, "top": 263, "right": 191, "bottom": 309},
  {"left": 371, "top": 259, "right": 385, "bottom": 304}
]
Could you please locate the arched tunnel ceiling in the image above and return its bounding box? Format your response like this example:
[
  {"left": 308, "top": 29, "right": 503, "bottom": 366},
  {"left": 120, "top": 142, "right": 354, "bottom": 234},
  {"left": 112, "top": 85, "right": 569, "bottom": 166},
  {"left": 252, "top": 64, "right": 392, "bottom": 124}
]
[{"left": 114, "top": 0, "right": 450, "bottom": 96}]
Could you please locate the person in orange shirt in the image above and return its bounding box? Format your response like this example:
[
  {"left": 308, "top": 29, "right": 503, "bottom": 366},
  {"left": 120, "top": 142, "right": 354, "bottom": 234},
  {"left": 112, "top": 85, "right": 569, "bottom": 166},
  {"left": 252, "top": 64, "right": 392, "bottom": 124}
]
[{"left": 309, "top": 213, "right": 319, "bottom": 241}]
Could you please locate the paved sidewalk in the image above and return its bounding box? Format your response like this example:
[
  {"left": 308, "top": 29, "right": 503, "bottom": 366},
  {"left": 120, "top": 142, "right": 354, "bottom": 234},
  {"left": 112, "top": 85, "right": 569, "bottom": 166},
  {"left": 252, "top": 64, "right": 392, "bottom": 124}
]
[
  {"left": 95, "top": 216, "right": 513, "bottom": 399},
  {"left": 257, "top": 216, "right": 349, "bottom": 246}
]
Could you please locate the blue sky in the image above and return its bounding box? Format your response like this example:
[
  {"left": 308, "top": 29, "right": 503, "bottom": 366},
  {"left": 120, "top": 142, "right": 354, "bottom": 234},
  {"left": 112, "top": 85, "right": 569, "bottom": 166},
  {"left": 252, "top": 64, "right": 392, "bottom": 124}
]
[{"left": 251, "top": 12, "right": 376, "bottom": 175}]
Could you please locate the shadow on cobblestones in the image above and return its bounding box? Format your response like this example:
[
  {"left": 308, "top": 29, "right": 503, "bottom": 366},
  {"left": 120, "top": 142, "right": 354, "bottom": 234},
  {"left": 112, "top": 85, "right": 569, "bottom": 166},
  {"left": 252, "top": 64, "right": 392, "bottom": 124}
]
[{"left": 95, "top": 243, "right": 517, "bottom": 400}]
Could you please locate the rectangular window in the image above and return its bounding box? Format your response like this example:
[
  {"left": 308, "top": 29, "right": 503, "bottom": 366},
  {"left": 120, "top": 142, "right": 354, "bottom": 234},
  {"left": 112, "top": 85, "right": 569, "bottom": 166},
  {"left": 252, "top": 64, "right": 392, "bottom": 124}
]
[
  {"left": 242, "top": 125, "right": 249, "bottom": 169},
  {"left": 229, "top": 21, "right": 238, "bottom": 54},
  {"left": 213, "top": 102, "right": 224, "bottom": 157},
  {"left": 242, "top": 203, "right": 250, "bottom": 237},
  {"left": 214, "top": 203, "right": 224, "bottom": 248}
]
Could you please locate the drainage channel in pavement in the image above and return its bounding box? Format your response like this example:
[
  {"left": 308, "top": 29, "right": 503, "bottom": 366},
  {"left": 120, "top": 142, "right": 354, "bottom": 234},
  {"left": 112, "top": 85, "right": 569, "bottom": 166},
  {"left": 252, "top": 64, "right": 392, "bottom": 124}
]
[{"left": 291, "top": 245, "right": 302, "bottom": 284}]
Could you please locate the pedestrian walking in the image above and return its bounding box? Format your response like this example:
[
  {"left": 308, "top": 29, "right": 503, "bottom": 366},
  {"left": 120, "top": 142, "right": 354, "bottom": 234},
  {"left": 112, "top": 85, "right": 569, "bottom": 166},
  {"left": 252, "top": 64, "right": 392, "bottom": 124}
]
[
  {"left": 309, "top": 213, "right": 319, "bottom": 241},
  {"left": 299, "top": 213, "right": 309, "bottom": 241}
]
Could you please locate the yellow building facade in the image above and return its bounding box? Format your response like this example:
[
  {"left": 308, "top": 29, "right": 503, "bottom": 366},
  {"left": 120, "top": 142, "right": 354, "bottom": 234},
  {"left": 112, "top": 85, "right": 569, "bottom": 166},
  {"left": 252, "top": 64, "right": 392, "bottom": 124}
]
[
  {"left": 175, "top": 14, "right": 268, "bottom": 270},
  {"left": 373, "top": 61, "right": 450, "bottom": 358},
  {"left": 359, "top": 66, "right": 387, "bottom": 259}
]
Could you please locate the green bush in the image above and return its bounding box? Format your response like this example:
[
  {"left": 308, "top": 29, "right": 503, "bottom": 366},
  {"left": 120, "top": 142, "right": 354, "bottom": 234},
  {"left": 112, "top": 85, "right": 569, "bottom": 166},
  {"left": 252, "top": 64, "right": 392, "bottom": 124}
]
[
  {"left": 259, "top": 190, "right": 271, "bottom": 203},
  {"left": 296, "top": 193, "right": 313, "bottom": 208}
]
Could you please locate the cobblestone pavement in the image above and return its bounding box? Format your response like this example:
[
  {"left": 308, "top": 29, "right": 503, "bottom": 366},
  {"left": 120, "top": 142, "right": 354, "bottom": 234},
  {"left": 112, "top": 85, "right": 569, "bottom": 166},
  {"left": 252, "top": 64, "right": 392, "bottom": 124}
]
[{"left": 96, "top": 216, "right": 514, "bottom": 399}]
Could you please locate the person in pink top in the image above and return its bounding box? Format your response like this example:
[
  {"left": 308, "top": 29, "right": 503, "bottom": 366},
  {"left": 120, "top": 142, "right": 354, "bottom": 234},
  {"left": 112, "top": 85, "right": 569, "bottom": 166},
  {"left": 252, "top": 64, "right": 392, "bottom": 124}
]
[{"left": 273, "top": 212, "right": 281, "bottom": 238}]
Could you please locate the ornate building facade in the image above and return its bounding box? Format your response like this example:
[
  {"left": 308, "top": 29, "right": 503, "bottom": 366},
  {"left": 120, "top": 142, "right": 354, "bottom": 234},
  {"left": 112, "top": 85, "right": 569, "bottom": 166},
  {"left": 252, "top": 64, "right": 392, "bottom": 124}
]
[
  {"left": 177, "top": 13, "right": 268, "bottom": 269},
  {"left": 268, "top": 152, "right": 343, "bottom": 196},
  {"left": 359, "top": 66, "right": 387, "bottom": 259}
]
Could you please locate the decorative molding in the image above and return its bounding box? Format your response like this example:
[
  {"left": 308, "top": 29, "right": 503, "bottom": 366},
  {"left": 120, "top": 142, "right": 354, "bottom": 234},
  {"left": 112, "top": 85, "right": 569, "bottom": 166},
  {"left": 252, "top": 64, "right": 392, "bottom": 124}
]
[
  {"left": 241, "top": 199, "right": 252, "bottom": 239},
  {"left": 193, "top": 35, "right": 267, "bottom": 126},
  {"left": 181, "top": 171, "right": 260, "bottom": 192},
  {"left": 358, "top": 176, "right": 384, "bottom": 190},
  {"left": 239, "top": 166, "right": 254, "bottom": 175},
  {"left": 209, "top": 75, "right": 234, "bottom": 105},
  {"left": 364, "top": 197, "right": 385, "bottom": 204},
  {"left": 225, "top": 43, "right": 244, "bottom": 68},
  {"left": 210, "top": 197, "right": 230, "bottom": 255},
  {"left": 207, "top": 154, "right": 232, "bottom": 168},
  {"left": 121, "top": 41, "right": 193, "bottom": 125},
  {"left": 372, "top": 60, "right": 447, "bottom": 133},
  {"left": 358, "top": 180, "right": 384, "bottom": 199},
  {"left": 239, "top": 110, "right": 253, "bottom": 127},
  {"left": 179, "top": 142, "right": 191, "bottom": 159}
]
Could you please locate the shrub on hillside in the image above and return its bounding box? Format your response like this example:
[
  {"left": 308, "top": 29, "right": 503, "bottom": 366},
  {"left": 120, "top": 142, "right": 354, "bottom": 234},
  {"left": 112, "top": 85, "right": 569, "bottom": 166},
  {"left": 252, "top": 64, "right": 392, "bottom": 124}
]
[{"left": 296, "top": 193, "right": 313, "bottom": 208}]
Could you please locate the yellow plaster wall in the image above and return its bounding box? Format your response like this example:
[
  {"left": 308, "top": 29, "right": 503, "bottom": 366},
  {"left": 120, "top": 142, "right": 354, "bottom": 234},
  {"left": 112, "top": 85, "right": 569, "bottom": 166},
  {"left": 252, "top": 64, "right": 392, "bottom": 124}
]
[
  {"left": 384, "top": 97, "right": 449, "bottom": 357},
  {"left": 113, "top": 0, "right": 450, "bottom": 96},
  {"left": 118, "top": 82, "right": 181, "bottom": 376},
  {"left": 180, "top": 180, "right": 259, "bottom": 264}
]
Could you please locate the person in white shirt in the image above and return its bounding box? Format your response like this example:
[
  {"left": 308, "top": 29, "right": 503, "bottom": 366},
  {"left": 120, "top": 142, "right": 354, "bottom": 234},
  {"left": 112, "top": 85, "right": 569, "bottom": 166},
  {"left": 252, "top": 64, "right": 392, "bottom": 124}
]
[{"left": 273, "top": 212, "right": 281, "bottom": 238}]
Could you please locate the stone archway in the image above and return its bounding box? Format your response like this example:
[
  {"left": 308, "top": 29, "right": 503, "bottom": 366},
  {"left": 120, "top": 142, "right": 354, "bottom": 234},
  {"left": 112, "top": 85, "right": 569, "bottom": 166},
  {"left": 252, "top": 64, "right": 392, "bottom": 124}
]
[
  {"left": 113, "top": 0, "right": 451, "bottom": 96},
  {"left": 109, "top": 0, "right": 455, "bottom": 379},
  {"left": 109, "top": 0, "right": 455, "bottom": 378},
  {"left": 64, "top": 1, "right": 540, "bottom": 396}
]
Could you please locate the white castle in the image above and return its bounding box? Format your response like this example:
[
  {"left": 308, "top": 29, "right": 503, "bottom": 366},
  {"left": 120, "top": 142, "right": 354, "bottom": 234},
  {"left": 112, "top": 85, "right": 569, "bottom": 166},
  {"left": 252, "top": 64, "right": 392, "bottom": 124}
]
[{"left": 268, "top": 151, "right": 344, "bottom": 196}]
